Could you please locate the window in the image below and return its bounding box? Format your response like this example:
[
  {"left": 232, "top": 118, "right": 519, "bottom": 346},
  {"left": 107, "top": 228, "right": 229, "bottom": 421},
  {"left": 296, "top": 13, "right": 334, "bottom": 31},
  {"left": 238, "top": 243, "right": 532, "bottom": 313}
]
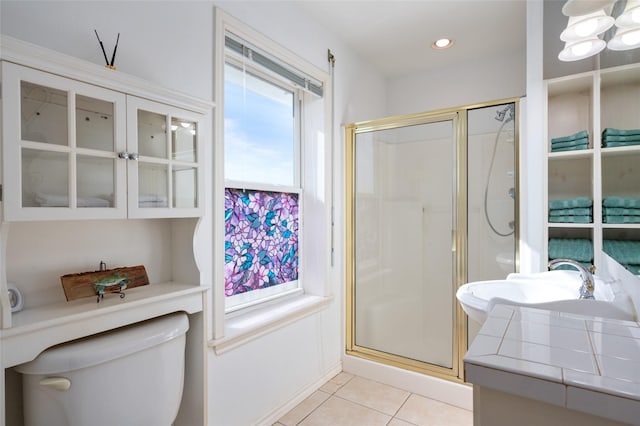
[{"left": 223, "top": 34, "right": 305, "bottom": 312}]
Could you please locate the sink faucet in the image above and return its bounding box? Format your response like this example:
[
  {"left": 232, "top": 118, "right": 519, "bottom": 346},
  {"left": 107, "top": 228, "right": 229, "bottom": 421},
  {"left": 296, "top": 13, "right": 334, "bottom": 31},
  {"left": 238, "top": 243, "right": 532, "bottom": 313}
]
[{"left": 548, "top": 258, "right": 595, "bottom": 300}]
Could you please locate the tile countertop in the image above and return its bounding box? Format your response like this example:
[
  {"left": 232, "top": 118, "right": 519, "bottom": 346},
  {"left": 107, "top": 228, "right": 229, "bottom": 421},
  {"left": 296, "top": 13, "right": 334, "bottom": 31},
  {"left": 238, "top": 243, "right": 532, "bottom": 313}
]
[{"left": 464, "top": 304, "right": 640, "bottom": 425}]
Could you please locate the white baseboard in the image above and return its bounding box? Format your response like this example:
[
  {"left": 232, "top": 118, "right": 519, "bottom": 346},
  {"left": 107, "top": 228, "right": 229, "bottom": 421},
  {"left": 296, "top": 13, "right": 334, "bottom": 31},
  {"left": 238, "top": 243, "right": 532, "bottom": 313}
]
[
  {"left": 255, "top": 361, "right": 343, "bottom": 426},
  {"left": 342, "top": 355, "right": 473, "bottom": 411}
]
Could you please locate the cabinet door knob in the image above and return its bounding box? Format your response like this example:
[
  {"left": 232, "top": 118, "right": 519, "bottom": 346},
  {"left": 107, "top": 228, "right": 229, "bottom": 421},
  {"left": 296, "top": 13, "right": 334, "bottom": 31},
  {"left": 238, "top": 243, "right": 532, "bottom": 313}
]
[{"left": 118, "top": 151, "right": 139, "bottom": 161}]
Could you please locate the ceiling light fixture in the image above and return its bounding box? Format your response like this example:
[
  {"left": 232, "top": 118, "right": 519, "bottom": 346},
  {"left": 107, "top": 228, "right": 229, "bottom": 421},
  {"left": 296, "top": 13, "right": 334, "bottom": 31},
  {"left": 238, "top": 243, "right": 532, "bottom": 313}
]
[
  {"left": 432, "top": 38, "right": 454, "bottom": 50},
  {"left": 558, "top": 0, "right": 640, "bottom": 61},
  {"left": 608, "top": 0, "right": 640, "bottom": 51},
  {"left": 608, "top": 27, "right": 640, "bottom": 49},
  {"left": 560, "top": 10, "right": 614, "bottom": 40},
  {"left": 615, "top": 0, "right": 640, "bottom": 27},
  {"left": 559, "top": 37, "right": 607, "bottom": 61}
]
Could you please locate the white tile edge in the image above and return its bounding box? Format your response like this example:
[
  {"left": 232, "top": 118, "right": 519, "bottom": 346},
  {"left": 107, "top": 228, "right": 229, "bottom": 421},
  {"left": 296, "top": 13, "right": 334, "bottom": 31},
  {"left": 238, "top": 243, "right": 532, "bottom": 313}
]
[{"left": 465, "top": 363, "right": 566, "bottom": 407}]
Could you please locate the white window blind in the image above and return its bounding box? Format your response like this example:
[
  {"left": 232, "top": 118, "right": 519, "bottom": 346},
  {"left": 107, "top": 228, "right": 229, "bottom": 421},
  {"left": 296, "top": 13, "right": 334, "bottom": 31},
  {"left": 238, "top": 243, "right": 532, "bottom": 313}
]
[{"left": 225, "top": 32, "right": 324, "bottom": 97}]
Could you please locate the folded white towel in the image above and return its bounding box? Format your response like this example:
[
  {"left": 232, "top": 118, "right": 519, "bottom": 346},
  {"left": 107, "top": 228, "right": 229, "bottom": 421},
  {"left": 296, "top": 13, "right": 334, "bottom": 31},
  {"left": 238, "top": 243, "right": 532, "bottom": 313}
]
[
  {"left": 139, "top": 193, "right": 168, "bottom": 203},
  {"left": 35, "top": 192, "right": 111, "bottom": 207}
]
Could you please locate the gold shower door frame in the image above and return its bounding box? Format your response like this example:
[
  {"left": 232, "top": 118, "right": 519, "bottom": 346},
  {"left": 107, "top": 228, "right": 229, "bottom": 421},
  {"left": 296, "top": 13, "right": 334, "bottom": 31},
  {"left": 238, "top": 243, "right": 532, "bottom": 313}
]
[{"left": 345, "top": 98, "right": 520, "bottom": 383}]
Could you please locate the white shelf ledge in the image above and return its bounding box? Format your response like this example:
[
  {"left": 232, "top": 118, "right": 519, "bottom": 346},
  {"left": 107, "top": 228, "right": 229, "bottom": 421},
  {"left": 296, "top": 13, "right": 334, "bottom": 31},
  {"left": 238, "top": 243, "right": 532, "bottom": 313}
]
[
  {"left": 0, "top": 282, "right": 206, "bottom": 368},
  {"left": 548, "top": 149, "right": 593, "bottom": 160}
]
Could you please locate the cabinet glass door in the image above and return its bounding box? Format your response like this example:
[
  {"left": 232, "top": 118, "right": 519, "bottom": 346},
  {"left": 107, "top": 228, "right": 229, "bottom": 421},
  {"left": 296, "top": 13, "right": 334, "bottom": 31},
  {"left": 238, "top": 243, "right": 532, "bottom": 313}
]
[
  {"left": 21, "top": 82, "right": 68, "bottom": 146},
  {"left": 127, "top": 96, "right": 202, "bottom": 217},
  {"left": 3, "top": 63, "right": 126, "bottom": 220}
]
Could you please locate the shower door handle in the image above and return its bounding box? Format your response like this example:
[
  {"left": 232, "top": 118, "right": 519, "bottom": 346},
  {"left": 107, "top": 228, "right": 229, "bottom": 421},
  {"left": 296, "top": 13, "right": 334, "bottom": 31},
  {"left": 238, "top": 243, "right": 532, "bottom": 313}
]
[{"left": 451, "top": 230, "right": 456, "bottom": 252}]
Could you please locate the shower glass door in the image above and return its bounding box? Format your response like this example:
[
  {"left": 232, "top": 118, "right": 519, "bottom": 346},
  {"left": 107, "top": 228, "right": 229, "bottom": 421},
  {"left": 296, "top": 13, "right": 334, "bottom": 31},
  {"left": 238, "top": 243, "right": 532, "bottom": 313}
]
[
  {"left": 466, "top": 102, "right": 518, "bottom": 345},
  {"left": 347, "top": 113, "right": 460, "bottom": 376}
]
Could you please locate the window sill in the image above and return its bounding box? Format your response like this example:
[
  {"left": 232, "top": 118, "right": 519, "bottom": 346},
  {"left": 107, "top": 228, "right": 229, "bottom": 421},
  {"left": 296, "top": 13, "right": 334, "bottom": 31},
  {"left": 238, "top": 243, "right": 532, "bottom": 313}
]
[{"left": 208, "top": 294, "right": 333, "bottom": 354}]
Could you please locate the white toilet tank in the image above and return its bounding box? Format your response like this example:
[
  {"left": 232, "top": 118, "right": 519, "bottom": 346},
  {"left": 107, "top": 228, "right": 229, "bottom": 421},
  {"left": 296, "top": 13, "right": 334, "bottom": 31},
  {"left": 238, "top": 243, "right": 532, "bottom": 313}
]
[{"left": 15, "top": 312, "right": 189, "bottom": 426}]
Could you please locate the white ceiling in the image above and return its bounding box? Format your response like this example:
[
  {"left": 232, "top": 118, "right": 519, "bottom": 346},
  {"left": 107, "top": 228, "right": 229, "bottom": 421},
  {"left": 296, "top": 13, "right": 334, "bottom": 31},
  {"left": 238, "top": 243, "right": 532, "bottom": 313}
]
[{"left": 295, "top": 0, "right": 527, "bottom": 78}]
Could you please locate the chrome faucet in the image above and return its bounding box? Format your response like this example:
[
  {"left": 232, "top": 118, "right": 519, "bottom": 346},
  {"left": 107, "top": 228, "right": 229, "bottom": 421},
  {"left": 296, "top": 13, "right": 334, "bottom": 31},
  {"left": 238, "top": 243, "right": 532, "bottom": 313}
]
[{"left": 548, "top": 258, "right": 595, "bottom": 300}]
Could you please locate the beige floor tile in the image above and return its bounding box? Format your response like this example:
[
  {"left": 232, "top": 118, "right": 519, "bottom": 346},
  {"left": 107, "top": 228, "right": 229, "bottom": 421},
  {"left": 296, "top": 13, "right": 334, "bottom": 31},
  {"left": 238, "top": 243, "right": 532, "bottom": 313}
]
[
  {"left": 278, "top": 390, "right": 331, "bottom": 426},
  {"left": 388, "top": 418, "right": 417, "bottom": 426},
  {"left": 319, "top": 371, "right": 354, "bottom": 394},
  {"left": 395, "top": 394, "right": 473, "bottom": 426},
  {"left": 299, "top": 396, "right": 391, "bottom": 426},
  {"left": 334, "top": 376, "right": 410, "bottom": 416}
]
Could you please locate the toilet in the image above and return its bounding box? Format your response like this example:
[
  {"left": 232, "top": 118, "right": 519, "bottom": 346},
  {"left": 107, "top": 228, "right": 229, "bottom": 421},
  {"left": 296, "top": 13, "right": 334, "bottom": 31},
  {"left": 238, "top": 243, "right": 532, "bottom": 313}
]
[{"left": 15, "top": 312, "right": 189, "bottom": 426}]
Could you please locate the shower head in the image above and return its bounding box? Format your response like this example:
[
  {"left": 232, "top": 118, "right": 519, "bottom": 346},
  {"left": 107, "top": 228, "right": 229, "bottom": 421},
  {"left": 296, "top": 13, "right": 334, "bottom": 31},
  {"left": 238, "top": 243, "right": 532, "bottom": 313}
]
[{"left": 495, "top": 104, "right": 515, "bottom": 123}]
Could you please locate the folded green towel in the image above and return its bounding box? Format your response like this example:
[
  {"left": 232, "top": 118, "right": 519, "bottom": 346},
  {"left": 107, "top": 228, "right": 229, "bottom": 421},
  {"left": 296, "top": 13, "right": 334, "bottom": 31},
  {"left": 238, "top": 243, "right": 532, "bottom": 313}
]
[
  {"left": 551, "top": 143, "right": 589, "bottom": 152},
  {"left": 603, "top": 207, "right": 640, "bottom": 216},
  {"left": 549, "top": 207, "right": 592, "bottom": 216},
  {"left": 603, "top": 240, "right": 640, "bottom": 265},
  {"left": 551, "top": 137, "right": 589, "bottom": 148},
  {"left": 602, "top": 128, "right": 640, "bottom": 137},
  {"left": 602, "top": 134, "right": 640, "bottom": 143},
  {"left": 549, "top": 215, "right": 592, "bottom": 223},
  {"left": 602, "top": 141, "right": 640, "bottom": 148},
  {"left": 551, "top": 130, "right": 589, "bottom": 143},
  {"left": 603, "top": 196, "right": 640, "bottom": 208},
  {"left": 548, "top": 238, "right": 593, "bottom": 262},
  {"left": 603, "top": 215, "right": 640, "bottom": 224},
  {"left": 549, "top": 197, "right": 593, "bottom": 209}
]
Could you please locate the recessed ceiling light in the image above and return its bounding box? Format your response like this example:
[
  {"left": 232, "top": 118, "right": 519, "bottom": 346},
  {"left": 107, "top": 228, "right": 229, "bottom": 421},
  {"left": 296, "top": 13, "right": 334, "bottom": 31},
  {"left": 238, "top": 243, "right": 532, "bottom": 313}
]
[{"left": 432, "top": 38, "right": 454, "bottom": 50}]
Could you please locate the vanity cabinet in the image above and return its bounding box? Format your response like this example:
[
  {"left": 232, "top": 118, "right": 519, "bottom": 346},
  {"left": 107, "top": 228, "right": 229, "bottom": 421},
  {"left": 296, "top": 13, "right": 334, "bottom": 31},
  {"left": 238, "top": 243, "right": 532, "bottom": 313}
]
[
  {"left": 544, "top": 64, "right": 640, "bottom": 271},
  {"left": 1, "top": 62, "right": 204, "bottom": 221}
]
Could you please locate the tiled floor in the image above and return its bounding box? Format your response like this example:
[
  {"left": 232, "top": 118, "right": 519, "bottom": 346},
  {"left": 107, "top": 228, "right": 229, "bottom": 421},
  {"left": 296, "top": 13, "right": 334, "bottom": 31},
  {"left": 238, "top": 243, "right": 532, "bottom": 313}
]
[{"left": 274, "top": 372, "right": 473, "bottom": 426}]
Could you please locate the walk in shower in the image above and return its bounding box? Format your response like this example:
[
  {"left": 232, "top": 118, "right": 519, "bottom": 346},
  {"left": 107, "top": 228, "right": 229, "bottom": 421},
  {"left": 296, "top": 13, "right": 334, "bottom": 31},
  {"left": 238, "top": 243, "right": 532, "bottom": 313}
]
[{"left": 346, "top": 100, "right": 518, "bottom": 381}]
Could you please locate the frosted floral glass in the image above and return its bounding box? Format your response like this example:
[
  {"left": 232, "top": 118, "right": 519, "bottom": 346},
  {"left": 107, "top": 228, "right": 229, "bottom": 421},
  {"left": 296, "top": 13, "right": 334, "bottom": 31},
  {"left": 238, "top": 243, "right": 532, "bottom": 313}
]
[{"left": 224, "top": 188, "right": 299, "bottom": 297}]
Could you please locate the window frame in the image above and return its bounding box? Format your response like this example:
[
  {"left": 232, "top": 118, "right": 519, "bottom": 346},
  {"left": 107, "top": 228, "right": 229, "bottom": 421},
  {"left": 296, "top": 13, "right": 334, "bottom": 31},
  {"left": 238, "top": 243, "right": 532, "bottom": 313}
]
[
  {"left": 223, "top": 58, "right": 303, "bottom": 189},
  {"left": 211, "top": 9, "right": 333, "bottom": 351}
]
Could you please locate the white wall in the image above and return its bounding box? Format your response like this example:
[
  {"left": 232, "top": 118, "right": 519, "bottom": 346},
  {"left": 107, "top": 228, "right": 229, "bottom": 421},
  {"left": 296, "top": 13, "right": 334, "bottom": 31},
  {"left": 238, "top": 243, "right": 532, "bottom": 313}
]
[
  {"left": 0, "top": 1, "right": 214, "bottom": 99},
  {"left": 387, "top": 49, "right": 526, "bottom": 117},
  {"left": 1, "top": 1, "right": 388, "bottom": 425}
]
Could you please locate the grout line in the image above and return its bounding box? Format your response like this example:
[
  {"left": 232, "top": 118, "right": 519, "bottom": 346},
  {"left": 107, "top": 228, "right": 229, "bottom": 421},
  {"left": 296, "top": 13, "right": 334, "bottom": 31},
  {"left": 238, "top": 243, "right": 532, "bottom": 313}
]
[
  {"left": 391, "top": 391, "right": 412, "bottom": 418},
  {"left": 293, "top": 390, "right": 331, "bottom": 426}
]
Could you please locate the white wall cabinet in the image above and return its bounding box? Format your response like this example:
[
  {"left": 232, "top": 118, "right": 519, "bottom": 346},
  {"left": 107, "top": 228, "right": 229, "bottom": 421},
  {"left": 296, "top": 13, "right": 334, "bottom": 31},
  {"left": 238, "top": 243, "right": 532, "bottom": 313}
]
[
  {"left": 1, "top": 62, "right": 204, "bottom": 221},
  {"left": 544, "top": 63, "right": 640, "bottom": 271}
]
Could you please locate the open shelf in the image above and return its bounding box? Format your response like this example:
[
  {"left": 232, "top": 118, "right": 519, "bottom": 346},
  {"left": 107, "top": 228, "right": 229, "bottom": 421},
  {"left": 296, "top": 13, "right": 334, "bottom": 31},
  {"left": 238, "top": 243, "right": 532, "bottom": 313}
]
[
  {"left": 545, "top": 63, "right": 640, "bottom": 271},
  {"left": 1, "top": 282, "right": 205, "bottom": 368}
]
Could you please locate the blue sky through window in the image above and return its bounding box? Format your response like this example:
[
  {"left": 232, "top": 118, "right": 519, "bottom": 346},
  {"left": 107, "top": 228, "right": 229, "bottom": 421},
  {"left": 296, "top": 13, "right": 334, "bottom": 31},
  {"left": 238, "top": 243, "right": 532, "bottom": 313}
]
[{"left": 224, "top": 63, "right": 295, "bottom": 186}]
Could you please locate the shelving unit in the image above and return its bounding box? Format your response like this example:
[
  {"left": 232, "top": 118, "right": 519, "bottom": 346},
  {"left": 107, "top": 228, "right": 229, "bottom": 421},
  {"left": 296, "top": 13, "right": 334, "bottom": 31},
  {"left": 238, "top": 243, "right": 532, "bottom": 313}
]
[
  {"left": 0, "top": 35, "right": 214, "bottom": 426},
  {"left": 544, "top": 63, "right": 640, "bottom": 274}
]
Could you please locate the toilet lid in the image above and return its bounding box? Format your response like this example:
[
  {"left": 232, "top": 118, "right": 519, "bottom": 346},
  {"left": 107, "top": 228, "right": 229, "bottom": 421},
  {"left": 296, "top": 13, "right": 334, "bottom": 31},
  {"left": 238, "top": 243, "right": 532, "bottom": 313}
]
[{"left": 15, "top": 312, "right": 188, "bottom": 375}]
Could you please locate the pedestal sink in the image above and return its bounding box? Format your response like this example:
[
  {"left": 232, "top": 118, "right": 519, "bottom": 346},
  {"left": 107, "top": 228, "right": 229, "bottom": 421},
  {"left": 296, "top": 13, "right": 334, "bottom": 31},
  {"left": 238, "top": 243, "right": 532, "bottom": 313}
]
[{"left": 457, "top": 270, "right": 636, "bottom": 324}]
